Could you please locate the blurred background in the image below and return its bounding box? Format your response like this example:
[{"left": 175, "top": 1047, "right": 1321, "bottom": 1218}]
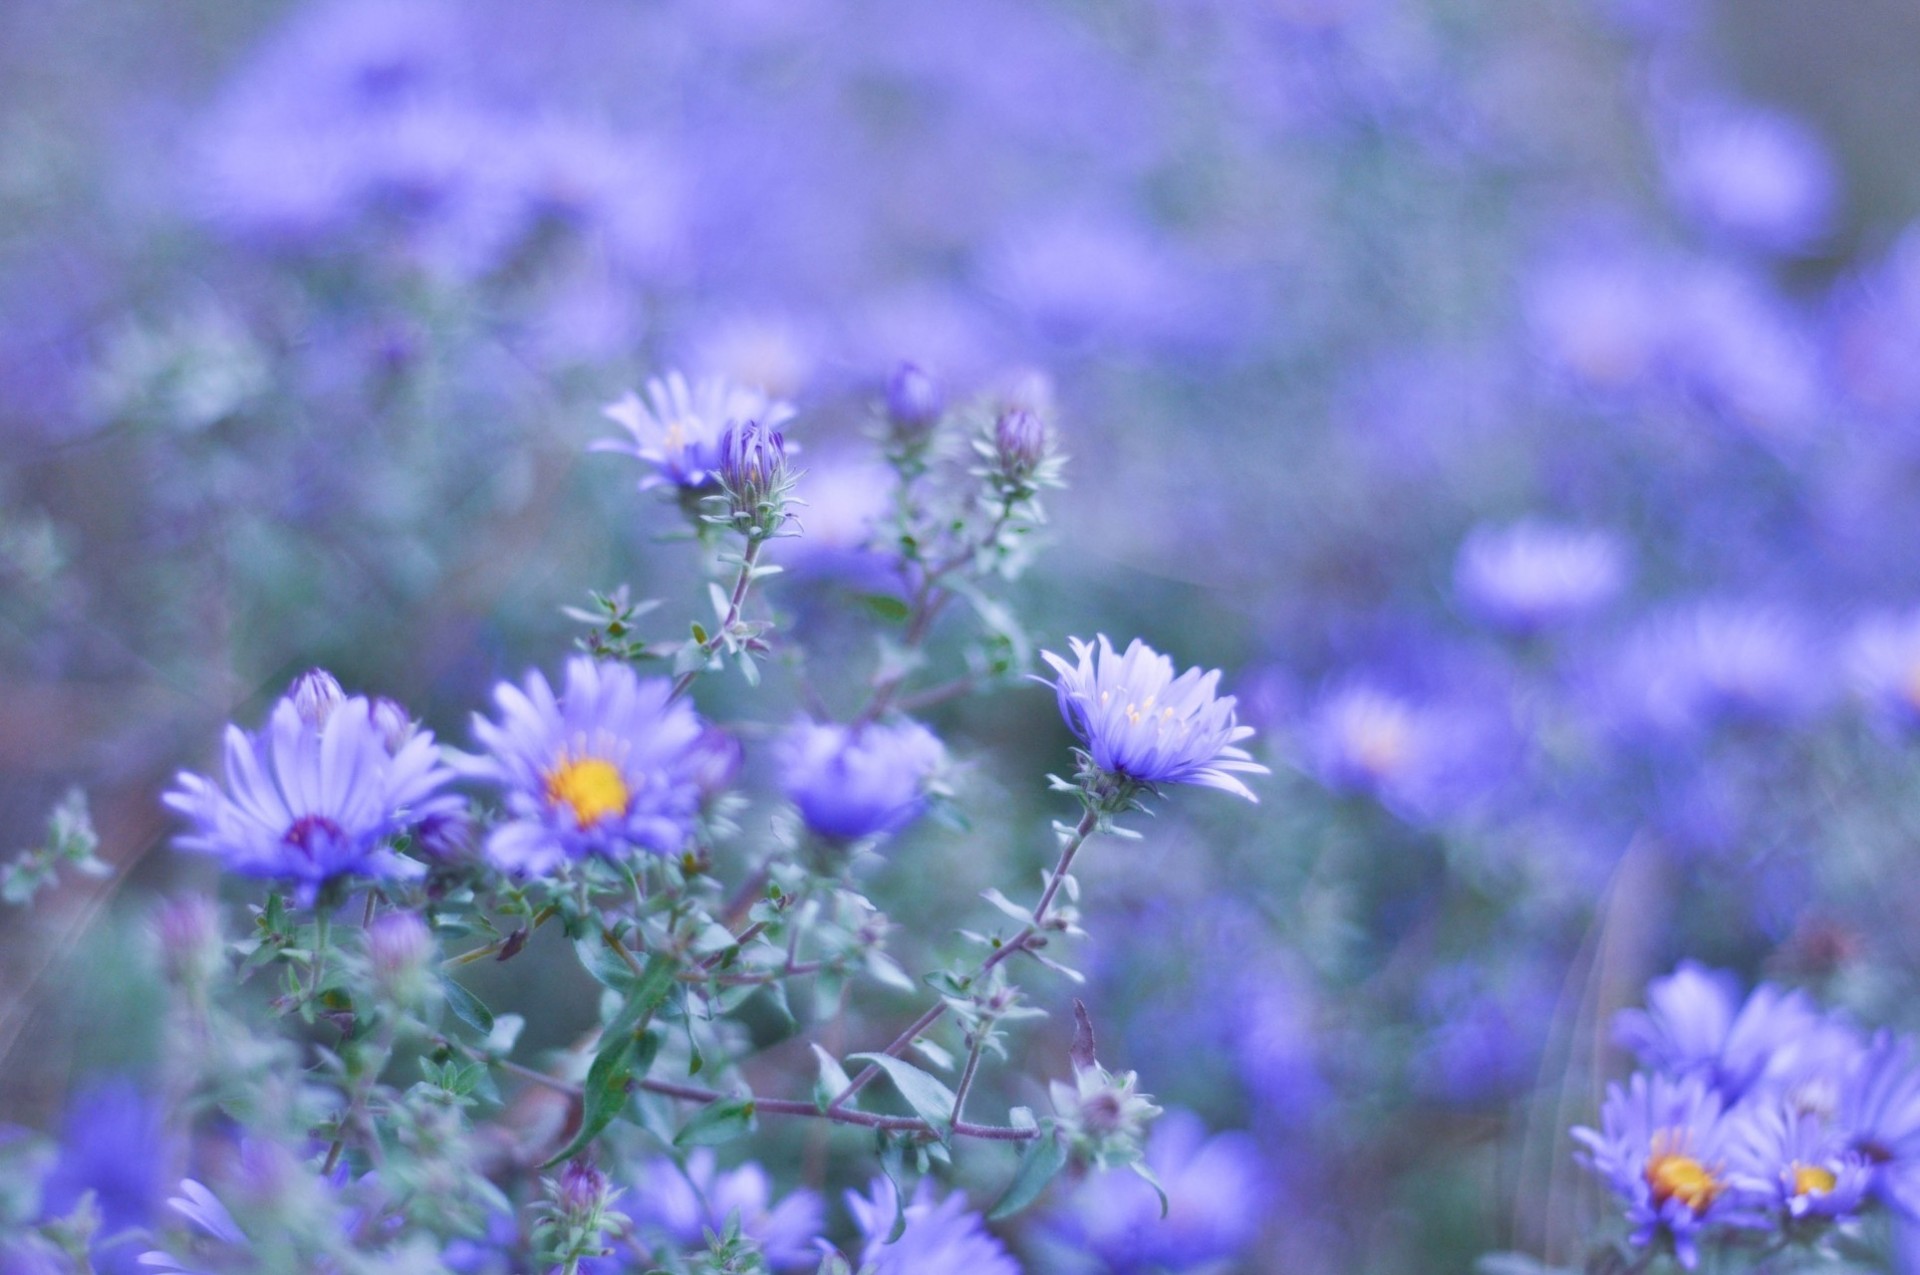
[{"left": 10, "top": 0, "right": 1920, "bottom": 1269}]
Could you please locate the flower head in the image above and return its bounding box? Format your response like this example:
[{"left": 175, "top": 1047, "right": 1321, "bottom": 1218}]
[
  {"left": 884, "top": 361, "right": 942, "bottom": 439},
  {"left": 163, "top": 681, "right": 458, "bottom": 901},
  {"left": 1574, "top": 1073, "right": 1755, "bottom": 1268},
  {"left": 627, "top": 1150, "right": 822, "bottom": 1270},
  {"left": 777, "top": 718, "right": 946, "bottom": 842},
  {"left": 464, "top": 657, "right": 708, "bottom": 874},
  {"left": 844, "top": 1178, "right": 1018, "bottom": 1275},
  {"left": 1613, "top": 962, "right": 1828, "bottom": 1104},
  {"left": 597, "top": 370, "right": 794, "bottom": 491},
  {"left": 1041, "top": 636, "right": 1266, "bottom": 803},
  {"left": 1732, "top": 1102, "right": 1872, "bottom": 1224},
  {"left": 1837, "top": 1032, "right": 1920, "bottom": 1214},
  {"left": 1453, "top": 520, "right": 1628, "bottom": 634},
  {"left": 715, "top": 416, "right": 797, "bottom": 536}
]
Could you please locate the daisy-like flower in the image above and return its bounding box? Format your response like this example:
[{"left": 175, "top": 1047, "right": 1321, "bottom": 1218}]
[
  {"left": 163, "top": 680, "right": 458, "bottom": 902},
  {"left": 1612, "top": 962, "right": 1827, "bottom": 1103},
  {"left": 1574, "top": 1072, "right": 1756, "bottom": 1269},
  {"left": 1041, "top": 635, "right": 1267, "bottom": 803},
  {"left": 1732, "top": 1102, "right": 1872, "bottom": 1225},
  {"left": 844, "top": 1178, "right": 1019, "bottom": 1275},
  {"left": 777, "top": 718, "right": 946, "bottom": 843},
  {"left": 596, "top": 370, "right": 794, "bottom": 491},
  {"left": 1837, "top": 1031, "right": 1920, "bottom": 1215},
  {"left": 1453, "top": 519, "right": 1627, "bottom": 634},
  {"left": 464, "top": 656, "right": 708, "bottom": 874},
  {"left": 627, "top": 1150, "right": 823, "bottom": 1271}
]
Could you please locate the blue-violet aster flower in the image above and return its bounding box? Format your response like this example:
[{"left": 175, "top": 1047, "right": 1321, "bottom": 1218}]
[
  {"left": 844, "top": 1178, "right": 1019, "bottom": 1275},
  {"left": 1041, "top": 635, "right": 1267, "bottom": 801},
  {"left": 1574, "top": 1072, "right": 1755, "bottom": 1269},
  {"left": 597, "top": 370, "right": 794, "bottom": 491},
  {"left": 163, "top": 685, "right": 457, "bottom": 900},
  {"left": 1453, "top": 519, "right": 1628, "bottom": 634},
  {"left": 1837, "top": 1031, "right": 1920, "bottom": 1215},
  {"left": 1613, "top": 962, "right": 1827, "bottom": 1104},
  {"left": 1732, "top": 1102, "right": 1873, "bottom": 1224},
  {"left": 465, "top": 656, "right": 707, "bottom": 874},
  {"left": 777, "top": 718, "right": 946, "bottom": 842},
  {"left": 628, "top": 1150, "right": 822, "bottom": 1270}
]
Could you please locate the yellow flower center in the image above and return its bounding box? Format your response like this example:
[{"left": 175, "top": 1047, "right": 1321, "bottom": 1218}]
[
  {"left": 545, "top": 756, "right": 630, "bottom": 828},
  {"left": 1646, "top": 1148, "right": 1722, "bottom": 1213},
  {"left": 1791, "top": 1163, "right": 1837, "bottom": 1198},
  {"left": 1352, "top": 716, "right": 1408, "bottom": 778}
]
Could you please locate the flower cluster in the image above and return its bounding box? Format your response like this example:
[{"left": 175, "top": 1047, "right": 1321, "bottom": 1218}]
[{"left": 1576, "top": 962, "right": 1920, "bottom": 1267}]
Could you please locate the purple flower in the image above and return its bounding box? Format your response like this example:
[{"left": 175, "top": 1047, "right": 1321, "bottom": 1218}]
[
  {"left": 597, "top": 371, "right": 795, "bottom": 491},
  {"left": 1663, "top": 103, "right": 1837, "bottom": 255},
  {"left": 1607, "top": 602, "right": 1824, "bottom": 737},
  {"left": 464, "top": 656, "right": 708, "bottom": 874},
  {"left": 1837, "top": 1032, "right": 1920, "bottom": 1214},
  {"left": 164, "top": 684, "right": 458, "bottom": 900},
  {"left": 1054, "top": 1110, "right": 1263, "bottom": 1273},
  {"left": 1453, "top": 520, "right": 1628, "bottom": 634},
  {"left": 627, "top": 1150, "right": 822, "bottom": 1270},
  {"left": 777, "top": 718, "right": 946, "bottom": 843},
  {"left": 844, "top": 1178, "right": 1018, "bottom": 1275},
  {"left": 1574, "top": 1072, "right": 1755, "bottom": 1269},
  {"left": 1845, "top": 610, "right": 1920, "bottom": 731},
  {"left": 884, "top": 361, "right": 943, "bottom": 438},
  {"left": 1731, "top": 1103, "right": 1872, "bottom": 1224},
  {"left": 1613, "top": 962, "right": 1828, "bottom": 1103},
  {"left": 39, "top": 1079, "right": 170, "bottom": 1275},
  {"left": 1042, "top": 636, "right": 1267, "bottom": 801}
]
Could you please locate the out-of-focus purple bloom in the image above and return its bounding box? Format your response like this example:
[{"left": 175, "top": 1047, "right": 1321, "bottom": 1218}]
[
  {"left": 464, "top": 656, "right": 707, "bottom": 874},
  {"left": 1732, "top": 1103, "right": 1873, "bottom": 1224},
  {"left": 1663, "top": 104, "right": 1837, "bottom": 255},
  {"left": 1661, "top": 263, "right": 1823, "bottom": 440},
  {"left": 1412, "top": 964, "right": 1557, "bottom": 1106},
  {"left": 597, "top": 371, "right": 794, "bottom": 492},
  {"left": 627, "top": 1150, "right": 822, "bottom": 1270},
  {"left": 845, "top": 1177, "right": 1018, "bottom": 1275},
  {"left": 1054, "top": 1109, "right": 1263, "bottom": 1273},
  {"left": 1042, "top": 635, "right": 1267, "bottom": 801},
  {"left": 1831, "top": 226, "right": 1920, "bottom": 422},
  {"left": 768, "top": 454, "right": 900, "bottom": 593},
  {"left": 1837, "top": 1032, "right": 1920, "bottom": 1215},
  {"left": 1453, "top": 520, "right": 1628, "bottom": 634},
  {"left": 990, "top": 408, "right": 1053, "bottom": 484},
  {"left": 1607, "top": 602, "right": 1824, "bottom": 738},
  {"left": 164, "top": 685, "right": 458, "bottom": 899},
  {"left": 777, "top": 718, "right": 945, "bottom": 843},
  {"left": 884, "top": 362, "right": 943, "bottom": 438},
  {"left": 1612, "top": 963, "right": 1829, "bottom": 1103},
  {"left": 1846, "top": 610, "right": 1920, "bottom": 731},
  {"left": 1574, "top": 1072, "right": 1754, "bottom": 1269},
  {"left": 1299, "top": 678, "right": 1512, "bottom": 820},
  {"left": 1527, "top": 246, "right": 1668, "bottom": 392},
  {"left": 38, "top": 1079, "right": 169, "bottom": 1275}
]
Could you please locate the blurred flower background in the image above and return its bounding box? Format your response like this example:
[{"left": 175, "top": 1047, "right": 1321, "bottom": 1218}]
[{"left": 10, "top": 0, "right": 1920, "bottom": 1270}]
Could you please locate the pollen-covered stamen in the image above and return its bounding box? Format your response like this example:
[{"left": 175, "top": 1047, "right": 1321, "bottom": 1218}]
[
  {"left": 1646, "top": 1131, "right": 1724, "bottom": 1213},
  {"left": 1790, "top": 1163, "right": 1837, "bottom": 1197},
  {"left": 545, "top": 755, "right": 631, "bottom": 827},
  {"left": 281, "top": 814, "right": 347, "bottom": 860}
]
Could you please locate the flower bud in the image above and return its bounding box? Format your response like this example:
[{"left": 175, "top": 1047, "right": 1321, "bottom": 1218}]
[
  {"left": 287, "top": 669, "right": 346, "bottom": 729},
  {"left": 154, "top": 893, "right": 224, "bottom": 989},
  {"left": 366, "top": 910, "right": 435, "bottom": 1008},
  {"left": 992, "top": 408, "right": 1050, "bottom": 482},
  {"left": 1049, "top": 1061, "right": 1162, "bottom": 1169},
  {"left": 884, "top": 361, "right": 942, "bottom": 439},
  {"left": 716, "top": 418, "right": 794, "bottom": 535},
  {"left": 557, "top": 1159, "right": 613, "bottom": 1221}
]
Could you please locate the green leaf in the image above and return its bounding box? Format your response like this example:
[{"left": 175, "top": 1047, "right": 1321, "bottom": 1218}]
[
  {"left": 443, "top": 979, "right": 494, "bottom": 1036},
  {"left": 602, "top": 953, "right": 678, "bottom": 1041},
  {"left": 673, "top": 1097, "right": 756, "bottom": 1147},
  {"left": 988, "top": 1125, "right": 1068, "bottom": 1220},
  {"left": 1128, "top": 1159, "right": 1169, "bottom": 1219},
  {"left": 811, "top": 1045, "right": 852, "bottom": 1111},
  {"left": 848, "top": 1053, "right": 957, "bottom": 1135},
  {"left": 541, "top": 1031, "right": 637, "bottom": 1168},
  {"left": 857, "top": 593, "right": 912, "bottom": 624}
]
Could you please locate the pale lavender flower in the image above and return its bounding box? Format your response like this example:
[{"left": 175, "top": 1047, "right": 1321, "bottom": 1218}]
[
  {"left": 164, "top": 686, "right": 458, "bottom": 900},
  {"left": 628, "top": 1150, "right": 822, "bottom": 1270},
  {"left": 1453, "top": 520, "right": 1628, "bottom": 633},
  {"left": 1053, "top": 1109, "right": 1263, "bottom": 1273},
  {"left": 464, "top": 657, "right": 708, "bottom": 874},
  {"left": 1613, "top": 962, "right": 1829, "bottom": 1103},
  {"left": 777, "top": 718, "right": 946, "bottom": 843},
  {"left": 597, "top": 371, "right": 794, "bottom": 491},
  {"left": 845, "top": 1178, "right": 1018, "bottom": 1275},
  {"left": 1042, "top": 636, "right": 1267, "bottom": 801},
  {"left": 1573, "top": 1072, "right": 1755, "bottom": 1269},
  {"left": 1663, "top": 103, "right": 1837, "bottom": 255},
  {"left": 884, "top": 361, "right": 943, "bottom": 438},
  {"left": 1608, "top": 602, "right": 1824, "bottom": 737},
  {"left": 1845, "top": 610, "right": 1920, "bottom": 731},
  {"left": 1837, "top": 1032, "right": 1920, "bottom": 1215},
  {"left": 1732, "top": 1103, "right": 1872, "bottom": 1224}
]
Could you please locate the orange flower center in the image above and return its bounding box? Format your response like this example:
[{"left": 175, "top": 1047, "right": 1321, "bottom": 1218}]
[
  {"left": 1646, "top": 1145, "right": 1722, "bottom": 1213},
  {"left": 1791, "top": 1163, "right": 1837, "bottom": 1198}
]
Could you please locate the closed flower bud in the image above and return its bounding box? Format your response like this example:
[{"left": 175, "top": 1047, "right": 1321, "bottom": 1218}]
[
  {"left": 367, "top": 697, "right": 415, "bottom": 754},
  {"left": 288, "top": 669, "right": 346, "bottom": 729},
  {"left": 884, "top": 361, "right": 942, "bottom": 439},
  {"left": 366, "top": 910, "right": 435, "bottom": 1008},
  {"left": 154, "top": 893, "right": 223, "bottom": 989},
  {"left": 717, "top": 418, "right": 795, "bottom": 535},
  {"left": 992, "top": 408, "right": 1050, "bottom": 482}
]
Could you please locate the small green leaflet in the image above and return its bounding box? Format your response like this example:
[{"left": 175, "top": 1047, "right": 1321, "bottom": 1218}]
[
  {"left": 988, "top": 1123, "right": 1068, "bottom": 1220},
  {"left": 848, "top": 1053, "right": 957, "bottom": 1135}
]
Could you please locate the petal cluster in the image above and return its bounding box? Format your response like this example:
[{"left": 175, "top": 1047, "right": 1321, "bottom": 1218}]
[
  {"left": 597, "top": 370, "right": 794, "bottom": 491},
  {"left": 777, "top": 718, "right": 945, "bottom": 842},
  {"left": 163, "top": 680, "right": 457, "bottom": 897},
  {"left": 1041, "top": 635, "right": 1266, "bottom": 800},
  {"left": 465, "top": 656, "right": 709, "bottom": 874}
]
